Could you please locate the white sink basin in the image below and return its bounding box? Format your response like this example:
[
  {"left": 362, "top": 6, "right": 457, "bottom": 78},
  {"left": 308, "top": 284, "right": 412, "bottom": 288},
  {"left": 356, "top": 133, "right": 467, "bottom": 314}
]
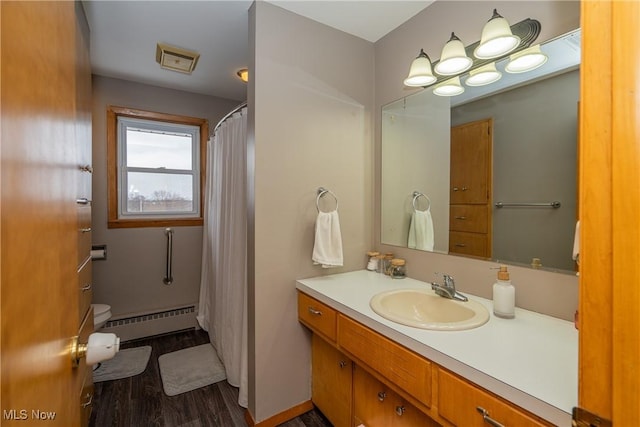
[{"left": 370, "top": 288, "right": 490, "bottom": 331}]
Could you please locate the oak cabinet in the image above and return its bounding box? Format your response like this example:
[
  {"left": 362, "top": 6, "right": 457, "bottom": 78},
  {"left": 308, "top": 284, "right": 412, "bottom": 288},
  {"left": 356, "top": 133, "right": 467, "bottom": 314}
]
[
  {"left": 449, "top": 118, "right": 493, "bottom": 258},
  {"left": 312, "top": 335, "right": 352, "bottom": 427},
  {"left": 354, "top": 366, "right": 439, "bottom": 427},
  {"left": 438, "top": 369, "right": 551, "bottom": 427},
  {"left": 298, "top": 291, "right": 554, "bottom": 427}
]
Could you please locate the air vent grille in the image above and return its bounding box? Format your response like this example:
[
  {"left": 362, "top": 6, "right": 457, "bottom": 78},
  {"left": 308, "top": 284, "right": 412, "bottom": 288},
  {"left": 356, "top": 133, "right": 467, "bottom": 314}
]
[{"left": 156, "top": 43, "right": 200, "bottom": 74}]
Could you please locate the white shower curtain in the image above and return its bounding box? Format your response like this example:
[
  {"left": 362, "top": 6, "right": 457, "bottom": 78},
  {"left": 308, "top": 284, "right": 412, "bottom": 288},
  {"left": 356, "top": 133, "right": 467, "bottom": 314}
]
[{"left": 197, "top": 106, "right": 248, "bottom": 407}]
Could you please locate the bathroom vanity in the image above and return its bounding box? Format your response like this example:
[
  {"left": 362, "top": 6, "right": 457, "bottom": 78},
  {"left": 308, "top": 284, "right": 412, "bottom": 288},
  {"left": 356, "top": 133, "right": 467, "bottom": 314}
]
[{"left": 296, "top": 270, "right": 577, "bottom": 427}]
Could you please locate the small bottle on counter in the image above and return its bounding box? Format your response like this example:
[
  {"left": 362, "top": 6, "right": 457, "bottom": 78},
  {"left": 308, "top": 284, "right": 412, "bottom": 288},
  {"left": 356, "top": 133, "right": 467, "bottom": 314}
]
[
  {"left": 390, "top": 259, "right": 406, "bottom": 279},
  {"left": 493, "top": 265, "right": 515, "bottom": 319},
  {"left": 366, "top": 251, "right": 380, "bottom": 271},
  {"left": 383, "top": 253, "right": 394, "bottom": 275},
  {"left": 375, "top": 254, "right": 386, "bottom": 273}
]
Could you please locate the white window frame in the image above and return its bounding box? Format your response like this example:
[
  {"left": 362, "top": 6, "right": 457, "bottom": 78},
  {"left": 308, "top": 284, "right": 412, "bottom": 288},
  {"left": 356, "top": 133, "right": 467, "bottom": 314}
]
[{"left": 117, "top": 116, "right": 201, "bottom": 220}]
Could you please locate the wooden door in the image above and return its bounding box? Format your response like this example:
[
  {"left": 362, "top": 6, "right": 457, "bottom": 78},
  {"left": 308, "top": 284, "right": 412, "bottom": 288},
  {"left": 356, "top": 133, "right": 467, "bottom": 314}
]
[
  {"left": 578, "top": 1, "right": 640, "bottom": 425},
  {"left": 450, "top": 119, "right": 493, "bottom": 258},
  {"left": 1, "top": 2, "right": 84, "bottom": 425},
  {"left": 450, "top": 119, "right": 492, "bottom": 205}
]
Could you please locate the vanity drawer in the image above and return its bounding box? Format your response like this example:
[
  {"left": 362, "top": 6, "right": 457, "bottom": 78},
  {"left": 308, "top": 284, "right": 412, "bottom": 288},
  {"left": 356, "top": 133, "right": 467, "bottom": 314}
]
[
  {"left": 438, "top": 368, "right": 552, "bottom": 427},
  {"left": 449, "top": 205, "right": 488, "bottom": 233},
  {"left": 449, "top": 231, "right": 489, "bottom": 258},
  {"left": 298, "top": 292, "right": 337, "bottom": 342},
  {"left": 338, "top": 315, "right": 432, "bottom": 409}
]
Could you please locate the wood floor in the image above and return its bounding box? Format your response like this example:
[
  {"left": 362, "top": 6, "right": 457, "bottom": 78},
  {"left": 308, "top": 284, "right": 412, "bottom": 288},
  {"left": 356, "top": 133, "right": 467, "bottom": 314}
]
[{"left": 89, "top": 329, "right": 332, "bottom": 427}]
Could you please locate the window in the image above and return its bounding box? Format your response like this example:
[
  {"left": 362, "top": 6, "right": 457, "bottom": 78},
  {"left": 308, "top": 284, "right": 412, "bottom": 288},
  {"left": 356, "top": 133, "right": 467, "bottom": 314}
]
[{"left": 107, "top": 107, "right": 208, "bottom": 228}]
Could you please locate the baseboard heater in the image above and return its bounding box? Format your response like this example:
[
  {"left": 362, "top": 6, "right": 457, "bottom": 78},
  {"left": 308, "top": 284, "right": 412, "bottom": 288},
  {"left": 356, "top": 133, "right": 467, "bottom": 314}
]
[{"left": 103, "top": 305, "right": 197, "bottom": 342}]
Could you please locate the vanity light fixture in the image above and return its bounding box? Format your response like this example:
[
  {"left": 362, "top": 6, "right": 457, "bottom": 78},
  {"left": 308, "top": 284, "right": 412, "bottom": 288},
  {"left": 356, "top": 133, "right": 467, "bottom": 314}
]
[
  {"left": 404, "top": 49, "right": 437, "bottom": 87},
  {"left": 505, "top": 44, "right": 548, "bottom": 73},
  {"left": 474, "top": 9, "right": 520, "bottom": 59},
  {"left": 465, "top": 62, "right": 502, "bottom": 86},
  {"left": 236, "top": 68, "right": 249, "bottom": 82},
  {"left": 434, "top": 33, "right": 473, "bottom": 76},
  {"left": 433, "top": 76, "right": 465, "bottom": 96}
]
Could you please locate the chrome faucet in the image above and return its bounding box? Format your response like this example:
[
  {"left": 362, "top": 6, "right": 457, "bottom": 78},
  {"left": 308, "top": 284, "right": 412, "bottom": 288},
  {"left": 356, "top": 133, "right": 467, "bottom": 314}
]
[{"left": 431, "top": 274, "right": 468, "bottom": 302}]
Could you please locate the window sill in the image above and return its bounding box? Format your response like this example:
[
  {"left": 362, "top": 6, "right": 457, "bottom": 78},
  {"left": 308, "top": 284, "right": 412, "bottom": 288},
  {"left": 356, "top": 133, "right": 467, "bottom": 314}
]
[{"left": 108, "top": 218, "right": 203, "bottom": 229}]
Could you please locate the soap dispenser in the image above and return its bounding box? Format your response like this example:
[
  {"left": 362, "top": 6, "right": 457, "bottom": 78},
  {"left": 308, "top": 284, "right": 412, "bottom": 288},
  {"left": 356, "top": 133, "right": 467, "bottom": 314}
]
[{"left": 493, "top": 265, "right": 515, "bottom": 318}]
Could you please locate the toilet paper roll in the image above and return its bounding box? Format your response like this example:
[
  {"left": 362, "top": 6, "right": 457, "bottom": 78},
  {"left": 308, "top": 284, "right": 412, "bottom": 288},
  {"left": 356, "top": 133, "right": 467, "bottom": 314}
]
[
  {"left": 91, "top": 249, "right": 106, "bottom": 260},
  {"left": 85, "top": 332, "right": 120, "bottom": 365}
]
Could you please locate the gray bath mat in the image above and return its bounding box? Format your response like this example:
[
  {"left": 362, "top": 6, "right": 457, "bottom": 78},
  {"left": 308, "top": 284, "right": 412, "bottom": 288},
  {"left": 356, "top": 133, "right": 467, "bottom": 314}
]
[
  {"left": 158, "top": 344, "right": 226, "bottom": 396},
  {"left": 93, "top": 346, "right": 152, "bottom": 382}
]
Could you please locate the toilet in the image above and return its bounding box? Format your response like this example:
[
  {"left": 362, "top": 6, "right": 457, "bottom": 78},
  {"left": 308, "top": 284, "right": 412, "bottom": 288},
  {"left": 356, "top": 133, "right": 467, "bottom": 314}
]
[{"left": 92, "top": 304, "right": 112, "bottom": 330}]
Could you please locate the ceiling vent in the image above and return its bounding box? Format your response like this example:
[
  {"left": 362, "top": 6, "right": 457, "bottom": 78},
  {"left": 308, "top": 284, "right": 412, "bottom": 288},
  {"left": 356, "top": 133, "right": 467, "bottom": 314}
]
[{"left": 155, "top": 43, "right": 200, "bottom": 74}]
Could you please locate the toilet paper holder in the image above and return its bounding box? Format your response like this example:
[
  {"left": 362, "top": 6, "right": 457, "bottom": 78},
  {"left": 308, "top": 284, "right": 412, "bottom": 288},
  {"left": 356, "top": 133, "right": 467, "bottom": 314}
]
[{"left": 71, "top": 332, "right": 120, "bottom": 368}]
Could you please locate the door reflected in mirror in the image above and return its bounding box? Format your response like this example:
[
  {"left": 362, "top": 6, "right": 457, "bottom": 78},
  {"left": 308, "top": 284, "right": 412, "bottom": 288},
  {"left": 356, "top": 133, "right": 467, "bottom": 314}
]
[{"left": 381, "top": 29, "right": 580, "bottom": 272}]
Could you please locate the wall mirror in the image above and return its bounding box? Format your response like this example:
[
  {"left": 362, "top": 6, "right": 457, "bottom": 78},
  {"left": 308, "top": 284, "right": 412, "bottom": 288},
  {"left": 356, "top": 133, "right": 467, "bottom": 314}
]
[{"left": 381, "top": 28, "right": 580, "bottom": 273}]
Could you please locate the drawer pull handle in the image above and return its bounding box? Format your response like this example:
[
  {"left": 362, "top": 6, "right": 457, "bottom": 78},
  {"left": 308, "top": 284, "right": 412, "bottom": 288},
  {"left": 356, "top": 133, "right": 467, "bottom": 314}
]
[
  {"left": 455, "top": 243, "right": 467, "bottom": 247},
  {"left": 81, "top": 283, "right": 92, "bottom": 291},
  {"left": 81, "top": 392, "right": 93, "bottom": 408},
  {"left": 455, "top": 216, "right": 467, "bottom": 220},
  {"left": 453, "top": 187, "right": 459, "bottom": 192},
  {"left": 308, "top": 307, "right": 322, "bottom": 316},
  {"left": 339, "top": 360, "right": 347, "bottom": 368},
  {"left": 476, "top": 407, "right": 505, "bottom": 427},
  {"left": 80, "top": 165, "right": 93, "bottom": 173},
  {"left": 395, "top": 406, "right": 405, "bottom": 416},
  {"left": 80, "top": 227, "right": 92, "bottom": 233},
  {"left": 76, "top": 198, "right": 91, "bottom": 205},
  {"left": 462, "top": 186, "right": 469, "bottom": 191},
  {"left": 377, "top": 391, "right": 386, "bottom": 401}
]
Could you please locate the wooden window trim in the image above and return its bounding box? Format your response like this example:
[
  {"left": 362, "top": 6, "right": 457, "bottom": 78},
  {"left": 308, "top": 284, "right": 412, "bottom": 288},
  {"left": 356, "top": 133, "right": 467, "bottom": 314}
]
[{"left": 107, "top": 106, "right": 208, "bottom": 228}]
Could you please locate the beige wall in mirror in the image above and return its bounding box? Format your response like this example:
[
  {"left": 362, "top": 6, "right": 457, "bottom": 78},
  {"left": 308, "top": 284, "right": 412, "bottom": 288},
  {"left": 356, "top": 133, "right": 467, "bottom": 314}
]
[{"left": 374, "top": 1, "right": 580, "bottom": 321}]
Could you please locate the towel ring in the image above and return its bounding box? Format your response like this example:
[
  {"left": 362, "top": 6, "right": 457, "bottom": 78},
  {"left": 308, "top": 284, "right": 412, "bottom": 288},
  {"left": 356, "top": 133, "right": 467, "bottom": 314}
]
[
  {"left": 412, "top": 191, "right": 431, "bottom": 212},
  {"left": 316, "top": 187, "right": 338, "bottom": 212}
]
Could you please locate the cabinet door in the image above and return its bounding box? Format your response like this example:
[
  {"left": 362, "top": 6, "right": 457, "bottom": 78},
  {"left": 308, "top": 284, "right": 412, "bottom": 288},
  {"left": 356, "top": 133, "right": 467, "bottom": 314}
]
[
  {"left": 450, "top": 119, "right": 492, "bottom": 204},
  {"left": 312, "top": 334, "right": 352, "bottom": 427},
  {"left": 354, "top": 366, "right": 439, "bottom": 427}
]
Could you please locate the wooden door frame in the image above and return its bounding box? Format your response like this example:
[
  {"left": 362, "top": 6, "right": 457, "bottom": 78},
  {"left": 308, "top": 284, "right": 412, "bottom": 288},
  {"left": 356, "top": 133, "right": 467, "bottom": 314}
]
[{"left": 579, "top": 0, "right": 640, "bottom": 424}]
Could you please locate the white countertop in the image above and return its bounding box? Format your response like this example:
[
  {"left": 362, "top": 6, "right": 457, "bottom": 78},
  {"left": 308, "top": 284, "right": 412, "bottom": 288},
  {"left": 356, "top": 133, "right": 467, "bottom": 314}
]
[{"left": 296, "top": 270, "right": 577, "bottom": 427}]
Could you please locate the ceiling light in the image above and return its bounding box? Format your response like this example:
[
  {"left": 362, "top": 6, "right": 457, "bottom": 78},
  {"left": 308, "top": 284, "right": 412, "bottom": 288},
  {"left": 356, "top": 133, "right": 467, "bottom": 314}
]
[
  {"left": 156, "top": 43, "right": 200, "bottom": 74},
  {"left": 434, "top": 33, "right": 473, "bottom": 76},
  {"left": 404, "top": 49, "right": 437, "bottom": 87},
  {"left": 433, "top": 76, "right": 465, "bottom": 96},
  {"left": 465, "top": 63, "right": 502, "bottom": 86},
  {"left": 474, "top": 9, "right": 520, "bottom": 59},
  {"left": 237, "top": 68, "right": 249, "bottom": 83},
  {"left": 505, "top": 44, "right": 548, "bottom": 73}
]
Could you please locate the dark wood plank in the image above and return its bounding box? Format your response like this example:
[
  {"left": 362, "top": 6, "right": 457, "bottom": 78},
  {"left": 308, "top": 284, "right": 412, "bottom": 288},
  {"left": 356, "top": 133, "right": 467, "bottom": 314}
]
[{"left": 89, "top": 329, "right": 331, "bottom": 427}]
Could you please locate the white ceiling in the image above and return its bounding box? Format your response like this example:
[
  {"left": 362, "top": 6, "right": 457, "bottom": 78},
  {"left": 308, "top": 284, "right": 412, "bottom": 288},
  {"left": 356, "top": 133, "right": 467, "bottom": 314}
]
[{"left": 83, "top": 0, "right": 433, "bottom": 101}]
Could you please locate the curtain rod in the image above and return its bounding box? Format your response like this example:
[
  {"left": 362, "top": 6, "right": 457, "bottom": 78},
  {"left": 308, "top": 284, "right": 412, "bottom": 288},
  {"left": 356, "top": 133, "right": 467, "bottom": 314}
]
[{"left": 212, "top": 101, "right": 248, "bottom": 135}]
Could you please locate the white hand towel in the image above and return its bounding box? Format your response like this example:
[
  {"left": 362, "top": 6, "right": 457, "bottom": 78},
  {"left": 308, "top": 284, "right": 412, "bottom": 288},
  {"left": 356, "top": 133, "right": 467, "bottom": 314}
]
[
  {"left": 408, "top": 209, "right": 434, "bottom": 252},
  {"left": 312, "top": 210, "right": 343, "bottom": 268},
  {"left": 572, "top": 220, "right": 580, "bottom": 261}
]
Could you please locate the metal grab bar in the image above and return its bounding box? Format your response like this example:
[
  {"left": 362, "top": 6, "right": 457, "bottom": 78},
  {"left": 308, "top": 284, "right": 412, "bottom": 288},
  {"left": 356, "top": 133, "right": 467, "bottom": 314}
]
[
  {"left": 163, "top": 228, "right": 173, "bottom": 285},
  {"left": 495, "top": 201, "right": 561, "bottom": 209}
]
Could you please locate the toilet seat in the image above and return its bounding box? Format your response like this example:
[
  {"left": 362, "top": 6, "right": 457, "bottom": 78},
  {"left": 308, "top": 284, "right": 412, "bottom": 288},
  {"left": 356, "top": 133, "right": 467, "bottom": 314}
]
[{"left": 92, "top": 303, "right": 112, "bottom": 329}]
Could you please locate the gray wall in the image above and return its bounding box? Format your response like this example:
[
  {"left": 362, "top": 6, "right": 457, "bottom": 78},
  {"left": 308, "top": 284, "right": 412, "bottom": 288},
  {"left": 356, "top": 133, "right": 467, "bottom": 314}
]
[
  {"left": 374, "top": 1, "right": 581, "bottom": 320},
  {"left": 248, "top": 2, "right": 374, "bottom": 422},
  {"left": 452, "top": 69, "right": 579, "bottom": 271},
  {"left": 91, "top": 75, "right": 240, "bottom": 339}
]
